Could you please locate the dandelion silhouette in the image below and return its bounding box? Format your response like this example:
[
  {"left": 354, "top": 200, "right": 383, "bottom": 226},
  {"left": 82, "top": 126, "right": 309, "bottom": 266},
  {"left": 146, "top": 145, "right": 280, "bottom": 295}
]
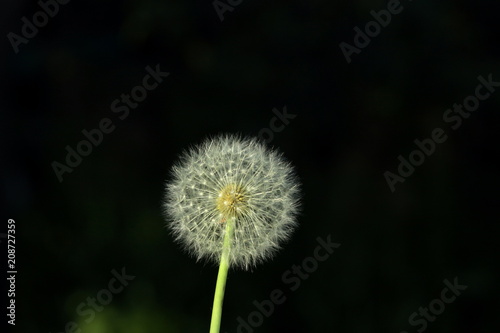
[{"left": 163, "top": 134, "right": 300, "bottom": 332}]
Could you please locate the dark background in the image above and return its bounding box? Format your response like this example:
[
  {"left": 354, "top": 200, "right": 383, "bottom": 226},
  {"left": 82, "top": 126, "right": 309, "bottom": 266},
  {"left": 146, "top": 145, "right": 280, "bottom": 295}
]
[{"left": 1, "top": 0, "right": 499, "bottom": 332}]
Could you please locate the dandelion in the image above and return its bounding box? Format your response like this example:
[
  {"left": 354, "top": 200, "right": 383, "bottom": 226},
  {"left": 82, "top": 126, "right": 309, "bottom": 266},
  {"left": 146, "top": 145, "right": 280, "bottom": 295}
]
[{"left": 163, "top": 134, "right": 300, "bottom": 332}]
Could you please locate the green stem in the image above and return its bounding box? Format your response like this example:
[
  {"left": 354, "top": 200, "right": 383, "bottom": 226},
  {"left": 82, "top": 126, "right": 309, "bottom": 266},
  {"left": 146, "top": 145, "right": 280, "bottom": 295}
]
[{"left": 209, "top": 217, "right": 235, "bottom": 333}]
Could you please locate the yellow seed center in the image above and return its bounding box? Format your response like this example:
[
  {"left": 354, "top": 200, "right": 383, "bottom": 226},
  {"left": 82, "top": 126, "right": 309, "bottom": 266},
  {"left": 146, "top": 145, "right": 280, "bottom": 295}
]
[{"left": 216, "top": 184, "right": 248, "bottom": 219}]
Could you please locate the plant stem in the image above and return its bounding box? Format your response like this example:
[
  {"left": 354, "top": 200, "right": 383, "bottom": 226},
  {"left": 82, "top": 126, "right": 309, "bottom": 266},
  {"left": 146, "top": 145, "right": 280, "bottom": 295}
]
[{"left": 209, "top": 217, "right": 235, "bottom": 333}]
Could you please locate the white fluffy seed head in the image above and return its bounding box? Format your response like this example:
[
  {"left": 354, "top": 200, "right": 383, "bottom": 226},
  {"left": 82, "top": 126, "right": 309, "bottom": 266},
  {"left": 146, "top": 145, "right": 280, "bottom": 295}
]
[{"left": 163, "top": 134, "right": 301, "bottom": 270}]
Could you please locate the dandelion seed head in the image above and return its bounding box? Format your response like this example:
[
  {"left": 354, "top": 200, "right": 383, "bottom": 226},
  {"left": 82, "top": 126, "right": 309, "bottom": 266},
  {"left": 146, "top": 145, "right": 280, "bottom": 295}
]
[{"left": 163, "top": 134, "right": 300, "bottom": 270}]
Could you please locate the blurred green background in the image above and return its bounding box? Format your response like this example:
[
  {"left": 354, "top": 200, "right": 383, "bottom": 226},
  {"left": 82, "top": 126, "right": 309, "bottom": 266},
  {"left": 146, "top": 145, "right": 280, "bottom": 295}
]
[{"left": 1, "top": 0, "right": 499, "bottom": 332}]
